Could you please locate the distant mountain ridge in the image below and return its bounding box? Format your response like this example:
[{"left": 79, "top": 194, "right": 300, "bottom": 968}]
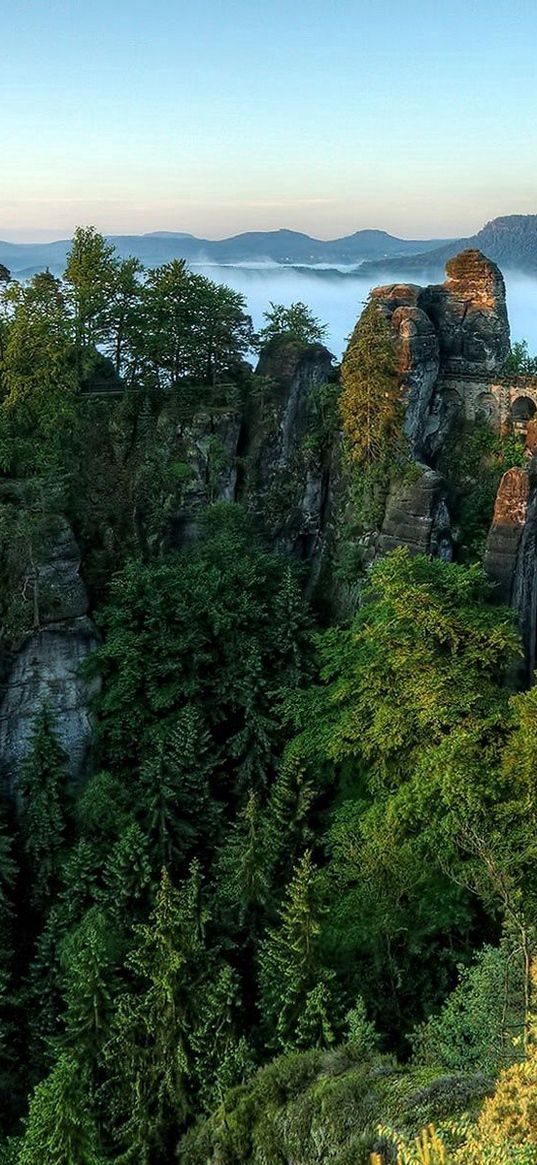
[
  {"left": 0, "top": 227, "right": 451, "bottom": 277},
  {"left": 3, "top": 216, "right": 536, "bottom": 278},
  {"left": 360, "top": 215, "right": 537, "bottom": 276}
]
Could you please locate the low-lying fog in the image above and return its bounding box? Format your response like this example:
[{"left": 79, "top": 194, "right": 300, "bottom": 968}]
[{"left": 194, "top": 263, "right": 537, "bottom": 360}]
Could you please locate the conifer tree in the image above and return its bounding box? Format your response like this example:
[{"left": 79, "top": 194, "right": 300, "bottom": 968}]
[
  {"left": 258, "top": 851, "right": 335, "bottom": 1052},
  {"left": 137, "top": 707, "right": 218, "bottom": 876},
  {"left": 101, "top": 822, "right": 151, "bottom": 926},
  {"left": 18, "top": 1054, "right": 104, "bottom": 1165},
  {"left": 340, "top": 295, "right": 401, "bottom": 465},
  {"left": 265, "top": 754, "right": 317, "bottom": 887},
  {"left": 18, "top": 707, "right": 69, "bottom": 913},
  {"left": 190, "top": 964, "right": 254, "bottom": 1112},
  {"left": 216, "top": 790, "right": 271, "bottom": 935},
  {"left": 103, "top": 867, "right": 203, "bottom": 1162},
  {"left": 61, "top": 907, "right": 120, "bottom": 1075}
]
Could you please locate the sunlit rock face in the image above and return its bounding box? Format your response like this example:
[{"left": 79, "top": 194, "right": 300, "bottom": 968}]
[
  {"left": 484, "top": 467, "right": 531, "bottom": 602},
  {"left": 420, "top": 250, "right": 511, "bottom": 377},
  {"left": 484, "top": 464, "right": 537, "bottom": 677},
  {"left": 371, "top": 283, "right": 440, "bottom": 456},
  {"left": 369, "top": 251, "right": 511, "bottom": 461},
  {"left": 0, "top": 516, "right": 98, "bottom": 798}
]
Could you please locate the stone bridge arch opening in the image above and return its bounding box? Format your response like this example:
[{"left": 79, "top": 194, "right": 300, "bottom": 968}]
[{"left": 510, "top": 394, "right": 537, "bottom": 436}]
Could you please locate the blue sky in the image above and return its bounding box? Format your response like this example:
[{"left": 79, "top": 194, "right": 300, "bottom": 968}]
[{"left": 1, "top": 0, "right": 536, "bottom": 240}]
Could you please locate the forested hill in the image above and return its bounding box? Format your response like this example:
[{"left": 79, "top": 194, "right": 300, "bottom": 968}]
[
  {"left": 2, "top": 231, "right": 537, "bottom": 1164},
  {"left": 362, "top": 213, "right": 537, "bottom": 274}
]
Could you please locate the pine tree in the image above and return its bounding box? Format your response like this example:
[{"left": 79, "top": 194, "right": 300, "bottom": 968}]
[
  {"left": 258, "top": 851, "right": 335, "bottom": 1052},
  {"left": 17, "top": 1054, "right": 104, "bottom": 1165},
  {"left": 103, "top": 867, "right": 203, "bottom": 1162},
  {"left": 137, "top": 708, "right": 218, "bottom": 877},
  {"left": 101, "top": 822, "right": 151, "bottom": 926},
  {"left": 18, "top": 706, "right": 69, "bottom": 913},
  {"left": 61, "top": 907, "right": 120, "bottom": 1075},
  {"left": 25, "top": 906, "right": 69, "bottom": 1077},
  {"left": 216, "top": 790, "right": 271, "bottom": 935},
  {"left": 190, "top": 964, "right": 254, "bottom": 1112},
  {"left": 265, "top": 754, "right": 317, "bottom": 887},
  {"left": 340, "top": 295, "right": 401, "bottom": 465}
]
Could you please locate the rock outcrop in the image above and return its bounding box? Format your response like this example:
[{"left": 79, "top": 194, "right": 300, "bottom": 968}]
[
  {"left": 371, "top": 250, "right": 510, "bottom": 461},
  {"left": 484, "top": 464, "right": 537, "bottom": 676},
  {"left": 377, "top": 468, "right": 453, "bottom": 561},
  {"left": 0, "top": 512, "right": 98, "bottom": 798},
  {"left": 248, "top": 338, "right": 335, "bottom": 572},
  {"left": 167, "top": 338, "right": 337, "bottom": 584},
  {"left": 421, "top": 250, "right": 510, "bottom": 378}
]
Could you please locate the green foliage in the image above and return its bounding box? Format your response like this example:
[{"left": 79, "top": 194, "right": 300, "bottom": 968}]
[
  {"left": 90, "top": 504, "right": 313, "bottom": 787},
  {"left": 287, "top": 549, "right": 520, "bottom": 1037},
  {"left": 64, "top": 226, "right": 118, "bottom": 364},
  {"left": 179, "top": 1045, "right": 489, "bottom": 1165},
  {"left": 215, "top": 790, "right": 271, "bottom": 934},
  {"left": 0, "top": 273, "right": 77, "bottom": 474},
  {"left": 60, "top": 907, "right": 121, "bottom": 1071},
  {"left": 18, "top": 707, "right": 70, "bottom": 913},
  {"left": 259, "top": 851, "right": 336, "bottom": 1052},
  {"left": 5, "top": 222, "right": 537, "bottom": 1165},
  {"left": 136, "top": 259, "right": 256, "bottom": 392},
  {"left": 340, "top": 295, "right": 402, "bottom": 466},
  {"left": 505, "top": 340, "right": 537, "bottom": 377},
  {"left": 411, "top": 939, "right": 525, "bottom": 1076},
  {"left": 439, "top": 423, "right": 526, "bottom": 559},
  {"left": 260, "top": 301, "right": 328, "bottom": 345},
  {"left": 18, "top": 1053, "right": 104, "bottom": 1165},
  {"left": 346, "top": 996, "right": 381, "bottom": 1057}
]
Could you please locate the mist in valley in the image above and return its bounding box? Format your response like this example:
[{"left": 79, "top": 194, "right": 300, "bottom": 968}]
[{"left": 194, "top": 262, "right": 537, "bottom": 360}]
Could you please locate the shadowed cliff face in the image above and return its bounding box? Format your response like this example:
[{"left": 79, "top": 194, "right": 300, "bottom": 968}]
[
  {"left": 0, "top": 513, "right": 98, "bottom": 798},
  {"left": 167, "top": 336, "right": 337, "bottom": 578}
]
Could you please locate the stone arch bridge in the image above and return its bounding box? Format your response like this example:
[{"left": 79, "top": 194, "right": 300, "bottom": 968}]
[{"left": 441, "top": 374, "right": 537, "bottom": 435}]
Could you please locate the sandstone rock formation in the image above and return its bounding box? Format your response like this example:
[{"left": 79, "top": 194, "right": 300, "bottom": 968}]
[
  {"left": 371, "top": 250, "right": 510, "bottom": 461},
  {"left": 484, "top": 464, "right": 537, "bottom": 676},
  {"left": 421, "top": 250, "right": 510, "bottom": 378},
  {"left": 0, "top": 512, "right": 98, "bottom": 798},
  {"left": 377, "top": 468, "right": 452, "bottom": 561},
  {"left": 484, "top": 468, "right": 531, "bottom": 603},
  {"left": 167, "top": 338, "right": 337, "bottom": 584},
  {"left": 249, "top": 338, "right": 335, "bottom": 570}
]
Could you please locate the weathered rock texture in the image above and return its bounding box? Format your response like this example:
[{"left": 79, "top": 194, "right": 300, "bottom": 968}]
[
  {"left": 248, "top": 339, "right": 335, "bottom": 573},
  {"left": 377, "top": 468, "right": 453, "bottom": 560},
  {"left": 167, "top": 338, "right": 337, "bottom": 585},
  {"left": 421, "top": 250, "right": 510, "bottom": 377},
  {"left": 371, "top": 250, "right": 511, "bottom": 461},
  {"left": 0, "top": 513, "right": 98, "bottom": 797},
  {"left": 484, "top": 468, "right": 531, "bottom": 602},
  {"left": 484, "top": 464, "right": 537, "bottom": 676}
]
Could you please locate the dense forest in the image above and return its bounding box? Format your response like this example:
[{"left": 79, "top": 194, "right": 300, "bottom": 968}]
[{"left": 1, "top": 229, "right": 537, "bottom": 1164}]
